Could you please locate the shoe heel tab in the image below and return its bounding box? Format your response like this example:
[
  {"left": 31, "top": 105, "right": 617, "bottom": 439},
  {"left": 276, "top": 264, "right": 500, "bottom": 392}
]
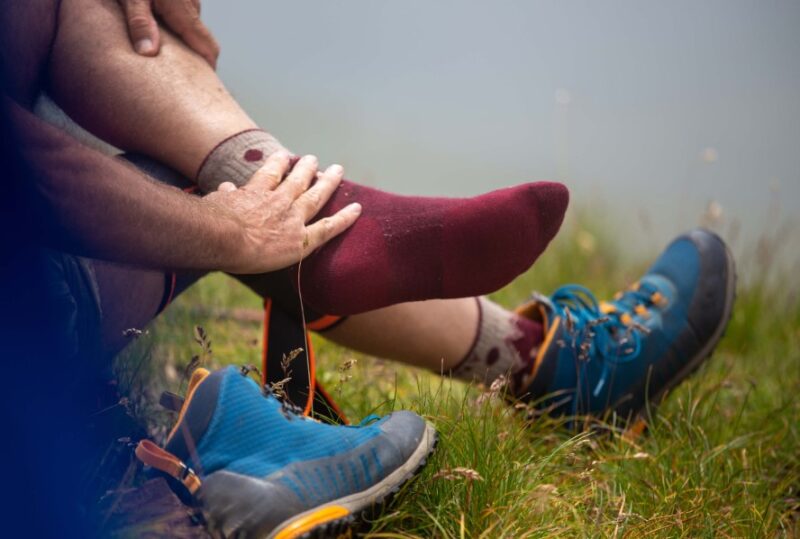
[
  {"left": 165, "top": 367, "right": 214, "bottom": 445},
  {"left": 188, "top": 368, "right": 211, "bottom": 393},
  {"left": 135, "top": 440, "right": 201, "bottom": 495}
]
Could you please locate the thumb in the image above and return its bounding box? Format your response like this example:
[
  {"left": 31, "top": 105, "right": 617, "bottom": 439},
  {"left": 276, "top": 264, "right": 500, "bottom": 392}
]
[{"left": 120, "top": 0, "right": 160, "bottom": 56}]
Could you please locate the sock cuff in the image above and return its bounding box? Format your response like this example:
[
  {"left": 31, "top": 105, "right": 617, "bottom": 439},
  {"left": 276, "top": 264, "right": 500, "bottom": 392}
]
[
  {"left": 451, "top": 296, "right": 518, "bottom": 383},
  {"left": 450, "top": 297, "right": 540, "bottom": 389},
  {"left": 196, "top": 129, "right": 285, "bottom": 192},
  {"left": 452, "top": 297, "right": 484, "bottom": 372}
]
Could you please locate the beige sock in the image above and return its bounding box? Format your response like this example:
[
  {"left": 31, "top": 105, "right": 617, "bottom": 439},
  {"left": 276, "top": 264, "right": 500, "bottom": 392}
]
[
  {"left": 196, "top": 129, "right": 286, "bottom": 192},
  {"left": 451, "top": 297, "right": 542, "bottom": 393}
]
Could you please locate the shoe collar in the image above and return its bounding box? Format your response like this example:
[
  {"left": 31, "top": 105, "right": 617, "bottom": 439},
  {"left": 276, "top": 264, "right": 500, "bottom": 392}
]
[
  {"left": 515, "top": 293, "right": 563, "bottom": 396},
  {"left": 165, "top": 367, "right": 211, "bottom": 445}
]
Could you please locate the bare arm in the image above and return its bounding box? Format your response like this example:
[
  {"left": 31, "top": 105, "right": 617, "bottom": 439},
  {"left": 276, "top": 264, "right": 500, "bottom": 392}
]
[
  {"left": 6, "top": 98, "right": 359, "bottom": 273},
  {"left": 7, "top": 96, "right": 238, "bottom": 269}
]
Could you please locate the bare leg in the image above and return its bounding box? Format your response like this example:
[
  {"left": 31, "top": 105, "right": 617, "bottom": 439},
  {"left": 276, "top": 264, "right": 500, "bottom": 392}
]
[
  {"left": 323, "top": 298, "right": 480, "bottom": 372},
  {"left": 48, "top": 0, "right": 271, "bottom": 178},
  {"left": 93, "top": 261, "right": 204, "bottom": 358},
  {"left": 92, "top": 261, "right": 164, "bottom": 354}
]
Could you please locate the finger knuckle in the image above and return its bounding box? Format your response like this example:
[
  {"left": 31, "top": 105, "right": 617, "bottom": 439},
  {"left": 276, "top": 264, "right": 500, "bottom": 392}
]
[
  {"left": 178, "top": 1, "right": 202, "bottom": 23},
  {"left": 266, "top": 152, "right": 289, "bottom": 167},
  {"left": 304, "top": 190, "right": 322, "bottom": 209},
  {"left": 322, "top": 217, "right": 335, "bottom": 236},
  {"left": 257, "top": 168, "right": 281, "bottom": 185},
  {"left": 182, "top": 0, "right": 202, "bottom": 17},
  {"left": 189, "top": 12, "right": 204, "bottom": 25},
  {"left": 127, "top": 15, "right": 153, "bottom": 32},
  {"left": 156, "top": 1, "right": 193, "bottom": 28}
]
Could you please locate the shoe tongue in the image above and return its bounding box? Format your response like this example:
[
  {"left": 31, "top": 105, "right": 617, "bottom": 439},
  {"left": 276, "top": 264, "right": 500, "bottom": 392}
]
[{"left": 515, "top": 296, "right": 552, "bottom": 332}]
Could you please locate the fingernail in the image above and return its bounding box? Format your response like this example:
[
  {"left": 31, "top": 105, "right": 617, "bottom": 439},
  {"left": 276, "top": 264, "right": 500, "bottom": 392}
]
[
  {"left": 134, "top": 38, "right": 154, "bottom": 54},
  {"left": 349, "top": 202, "right": 362, "bottom": 214},
  {"left": 328, "top": 164, "right": 343, "bottom": 175},
  {"left": 303, "top": 154, "right": 318, "bottom": 166}
]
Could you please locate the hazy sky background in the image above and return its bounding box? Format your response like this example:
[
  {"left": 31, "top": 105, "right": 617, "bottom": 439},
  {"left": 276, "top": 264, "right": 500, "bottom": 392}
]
[{"left": 202, "top": 1, "right": 800, "bottom": 261}]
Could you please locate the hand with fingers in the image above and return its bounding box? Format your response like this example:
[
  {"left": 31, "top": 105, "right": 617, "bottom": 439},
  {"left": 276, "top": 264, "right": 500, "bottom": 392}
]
[
  {"left": 203, "top": 152, "right": 362, "bottom": 275},
  {"left": 118, "top": 0, "right": 220, "bottom": 68}
]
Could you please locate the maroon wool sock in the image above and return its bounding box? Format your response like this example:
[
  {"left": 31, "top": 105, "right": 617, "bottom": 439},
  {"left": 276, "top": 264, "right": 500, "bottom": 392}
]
[
  {"left": 297, "top": 179, "right": 568, "bottom": 315},
  {"left": 194, "top": 132, "right": 568, "bottom": 316}
]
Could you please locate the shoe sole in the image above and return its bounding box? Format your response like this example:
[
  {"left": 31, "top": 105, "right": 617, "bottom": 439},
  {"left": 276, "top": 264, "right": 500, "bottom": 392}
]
[
  {"left": 267, "top": 421, "right": 438, "bottom": 539},
  {"left": 624, "top": 231, "right": 737, "bottom": 438}
]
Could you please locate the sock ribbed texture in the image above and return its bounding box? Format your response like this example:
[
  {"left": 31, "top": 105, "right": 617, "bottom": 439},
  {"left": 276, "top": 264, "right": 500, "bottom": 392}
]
[
  {"left": 196, "top": 129, "right": 285, "bottom": 192},
  {"left": 298, "top": 179, "right": 568, "bottom": 315},
  {"left": 451, "top": 297, "right": 543, "bottom": 394}
]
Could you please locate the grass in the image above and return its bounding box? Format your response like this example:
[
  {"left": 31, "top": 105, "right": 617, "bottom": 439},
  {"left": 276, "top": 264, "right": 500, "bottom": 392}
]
[{"left": 117, "top": 214, "right": 800, "bottom": 537}]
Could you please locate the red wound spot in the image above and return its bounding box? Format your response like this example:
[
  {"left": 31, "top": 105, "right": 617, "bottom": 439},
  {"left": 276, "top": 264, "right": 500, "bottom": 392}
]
[{"left": 244, "top": 149, "right": 264, "bottom": 162}]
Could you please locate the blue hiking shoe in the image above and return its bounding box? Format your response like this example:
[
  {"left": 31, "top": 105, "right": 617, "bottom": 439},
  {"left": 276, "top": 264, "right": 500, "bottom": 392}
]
[
  {"left": 136, "top": 366, "right": 437, "bottom": 538},
  {"left": 515, "top": 229, "right": 736, "bottom": 427}
]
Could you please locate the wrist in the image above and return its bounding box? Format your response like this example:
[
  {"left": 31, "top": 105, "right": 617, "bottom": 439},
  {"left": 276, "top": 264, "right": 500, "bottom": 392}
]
[{"left": 197, "top": 196, "right": 250, "bottom": 273}]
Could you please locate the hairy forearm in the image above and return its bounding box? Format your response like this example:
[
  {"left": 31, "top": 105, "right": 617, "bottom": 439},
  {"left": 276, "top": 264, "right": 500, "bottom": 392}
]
[{"left": 6, "top": 98, "right": 242, "bottom": 271}]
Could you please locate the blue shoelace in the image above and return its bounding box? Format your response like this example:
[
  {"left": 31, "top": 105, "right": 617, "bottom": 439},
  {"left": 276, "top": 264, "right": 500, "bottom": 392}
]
[{"left": 549, "top": 283, "right": 658, "bottom": 399}]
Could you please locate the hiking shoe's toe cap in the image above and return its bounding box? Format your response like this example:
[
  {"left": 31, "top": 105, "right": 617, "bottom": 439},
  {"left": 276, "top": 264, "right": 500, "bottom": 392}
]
[
  {"left": 378, "top": 411, "right": 428, "bottom": 458},
  {"left": 648, "top": 228, "right": 735, "bottom": 341}
]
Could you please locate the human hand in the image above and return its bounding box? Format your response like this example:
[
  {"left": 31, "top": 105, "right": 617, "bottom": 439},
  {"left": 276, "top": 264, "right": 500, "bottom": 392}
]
[
  {"left": 203, "top": 152, "right": 362, "bottom": 274},
  {"left": 118, "top": 0, "right": 220, "bottom": 68}
]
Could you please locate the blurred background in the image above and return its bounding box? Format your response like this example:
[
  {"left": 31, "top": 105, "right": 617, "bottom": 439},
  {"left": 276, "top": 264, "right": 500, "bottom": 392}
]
[{"left": 202, "top": 0, "right": 800, "bottom": 266}]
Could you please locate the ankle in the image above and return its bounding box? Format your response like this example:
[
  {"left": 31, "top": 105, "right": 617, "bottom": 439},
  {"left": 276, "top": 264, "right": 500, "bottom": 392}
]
[
  {"left": 450, "top": 297, "right": 543, "bottom": 393},
  {"left": 196, "top": 129, "right": 287, "bottom": 192}
]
